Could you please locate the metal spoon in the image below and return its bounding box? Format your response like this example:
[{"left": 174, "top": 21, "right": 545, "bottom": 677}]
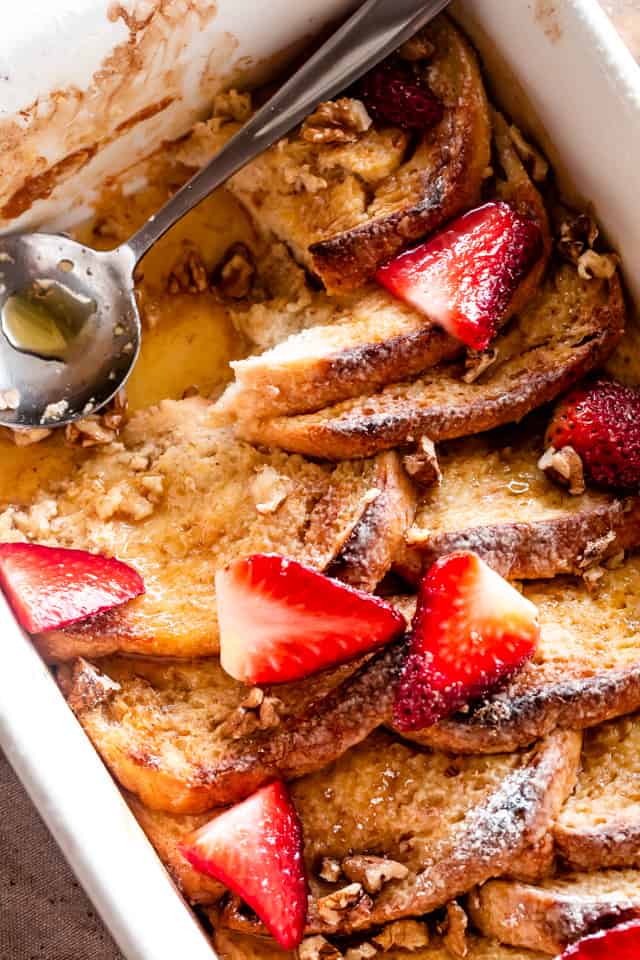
[{"left": 0, "top": 0, "right": 451, "bottom": 429}]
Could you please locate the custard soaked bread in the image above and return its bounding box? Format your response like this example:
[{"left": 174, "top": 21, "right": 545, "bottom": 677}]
[
  {"left": 395, "top": 419, "right": 640, "bottom": 584},
  {"left": 229, "top": 16, "right": 491, "bottom": 292},
  {"left": 238, "top": 264, "right": 625, "bottom": 460},
  {"left": 407, "top": 556, "right": 640, "bottom": 754},
  {"left": 468, "top": 870, "right": 640, "bottom": 954},
  {"left": 59, "top": 637, "right": 410, "bottom": 813},
  {"left": 223, "top": 110, "right": 549, "bottom": 421},
  {"left": 0, "top": 397, "right": 415, "bottom": 660},
  {"left": 214, "top": 729, "right": 579, "bottom": 936},
  {"left": 554, "top": 713, "right": 640, "bottom": 871}
]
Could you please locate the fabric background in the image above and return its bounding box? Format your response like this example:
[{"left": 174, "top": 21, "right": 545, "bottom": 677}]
[{"left": 0, "top": 3, "right": 636, "bottom": 957}]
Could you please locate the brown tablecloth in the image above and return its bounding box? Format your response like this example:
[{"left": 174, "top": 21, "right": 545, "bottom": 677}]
[{"left": 1, "top": 3, "right": 638, "bottom": 958}]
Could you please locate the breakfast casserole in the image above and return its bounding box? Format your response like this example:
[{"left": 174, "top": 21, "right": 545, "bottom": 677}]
[{"left": 2, "top": 13, "right": 640, "bottom": 960}]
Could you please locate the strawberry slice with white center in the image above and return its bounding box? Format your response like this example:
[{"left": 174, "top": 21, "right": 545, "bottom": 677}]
[
  {"left": 393, "top": 551, "right": 539, "bottom": 731},
  {"left": 216, "top": 553, "right": 405, "bottom": 684},
  {"left": 0, "top": 542, "right": 144, "bottom": 633},
  {"left": 561, "top": 919, "right": 640, "bottom": 959},
  {"left": 179, "top": 780, "right": 307, "bottom": 949},
  {"left": 376, "top": 200, "right": 543, "bottom": 350}
]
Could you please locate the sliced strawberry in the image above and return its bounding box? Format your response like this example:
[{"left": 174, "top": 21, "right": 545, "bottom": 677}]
[
  {"left": 376, "top": 201, "right": 543, "bottom": 350},
  {"left": 546, "top": 378, "right": 640, "bottom": 490},
  {"left": 357, "top": 58, "right": 443, "bottom": 130},
  {"left": 393, "top": 551, "right": 539, "bottom": 731},
  {"left": 179, "top": 781, "right": 307, "bottom": 949},
  {"left": 0, "top": 542, "right": 144, "bottom": 633},
  {"left": 216, "top": 553, "right": 405, "bottom": 684},
  {"left": 561, "top": 919, "right": 640, "bottom": 958}
]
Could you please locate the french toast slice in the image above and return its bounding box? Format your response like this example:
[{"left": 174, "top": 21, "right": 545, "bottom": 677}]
[
  {"left": 222, "top": 110, "right": 549, "bottom": 421},
  {"left": 214, "top": 728, "right": 580, "bottom": 936},
  {"left": 405, "top": 555, "right": 640, "bottom": 753},
  {"left": 58, "top": 635, "right": 410, "bottom": 814},
  {"left": 0, "top": 397, "right": 415, "bottom": 660},
  {"left": 228, "top": 15, "right": 491, "bottom": 292},
  {"left": 468, "top": 870, "right": 640, "bottom": 954},
  {"left": 238, "top": 265, "right": 625, "bottom": 460},
  {"left": 554, "top": 712, "right": 640, "bottom": 871},
  {"left": 213, "top": 929, "right": 548, "bottom": 960},
  {"left": 395, "top": 419, "right": 640, "bottom": 583},
  {"left": 125, "top": 795, "right": 225, "bottom": 904}
]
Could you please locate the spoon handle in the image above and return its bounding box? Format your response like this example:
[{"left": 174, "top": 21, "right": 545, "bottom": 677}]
[{"left": 124, "top": 0, "right": 451, "bottom": 262}]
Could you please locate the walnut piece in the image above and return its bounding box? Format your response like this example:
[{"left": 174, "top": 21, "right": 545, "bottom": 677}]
[
  {"left": 217, "top": 688, "right": 283, "bottom": 740},
  {"left": 399, "top": 34, "right": 435, "bottom": 61},
  {"left": 538, "top": 445, "right": 585, "bottom": 495},
  {"left": 298, "top": 937, "right": 342, "bottom": 960},
  {"left": 578, "top": 531, "right": 617, "bottom": 572},
  {"left": 250, "top": 465, "right": 293, "bottom": 514},
  {"left": 462, "top": 348, "right": 498, "bottom": 384},
  {"left": 373, "top": 919, "right": 430, "bottom": 952},
  {"left": 316, "top": 883, "right": 372, "bottom": 926},
  {"left": 216, "top": 243, "right": 255, "bottom": 300},
  {"left": 301, "top": 98, "right": 372, "bottom": 144},
  {"left": 577, "top": 249, "right": 619, "bottom": 280},
  {"left": 342, "top": 855, "right": 409, "bottom": 895},
  {"left": 508, "top": 124, "right": 549, "bottom": 182},
  {"left": 438, "top": 902, "right": 468, "bottom": 959},
  {"left": 402, "top": 436, "right": 441, "bottom": 488},
  {"left": 65, "top": 389, "right": 128, "bottom": 448},
  {"left": 212, "top": 89, "right": 252, "bottom": 124},
  {"left": 558, "top": 211, "right": 599, "bottom": 265},
  {"left": 318, "top": 857, "right": 343, "bottom": 884},
  {"left": 168, "top": 248, "right": 209, "bottom": 294},
  {"left": 344, "top": 944, "right": 377, "bottom": 960}
]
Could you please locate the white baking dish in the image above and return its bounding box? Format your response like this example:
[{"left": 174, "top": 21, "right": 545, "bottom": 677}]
[{"left": 1, "top": 2, "right": 639, "bottom": 959}]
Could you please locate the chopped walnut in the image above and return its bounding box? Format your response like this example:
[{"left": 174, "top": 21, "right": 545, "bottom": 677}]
[
  {"left": 578, "top": 531, "right": 617, "bottom": 572},
  {"left": 373, "top": 919, "right": 430, "bottom": 952},
  {"left": 538, "top": 445, "right": 585, "bottom": 495},
  {"left": 250, "top": 466, "right": 293, "bottom": 515},
  {"left": 399, "top": 34, "right": 435, "bottom": 60},
  {"left": 558, "top": 211, "right": 599, "bottom": 265},
  {"left": 213, "top": 243, "right": 255, "bottom": 300},
  {"left": 342, "top": 855, "right": 409, "bottom": 895},
  {"left": 168, "top": 248, "right": 209, "bottom": 294},
  {"left": 12, "top": 499, "right": 58, "bottom": 540},
  {"left": 402, "top": 436, "right": 441, "bottom": 488},
  {"left": 316, "top": 883, "right": 372, "bottom": 926},
  {"left": 508, "top": 125, "right": 549, "bottom": 182},
  {"left": 212, "top": 89, "right": 252, "bottom": 124},
  {"left": 462, "top": 348, "right": 498, "bottom": 384},
  {"left": 577, "top": 249, "right": 619, "bottom": 280},
  {"left": 65, "top": 390, "right": 128, "bottom": 448},
  {"left": 344, "top": 944, "right": 377, "bottom": 960},
  {"left": 438, "top": 902, "right": 468, "bottom": 959},
  {"left": 94, "top": 476, "right": 161, "bottom": 522},
  {"left": 0, "top": 388, "right": 20, "bottom": 411},
  {"left": 301, "top": 98, "right": 372, "bottom": 144},
  {"left": 217, "top": 689, "right": 283, "bottom": 740},
  {"left": 299, "top": 936, "right": 342, "bottom": 960},
  {"left": 7, "top": 426, "right": 52, "bottom": 446},
  {"left": 319, "top": 857, "right": 343, "bottom": 883}
]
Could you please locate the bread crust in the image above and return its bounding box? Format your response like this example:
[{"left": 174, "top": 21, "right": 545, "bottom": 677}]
[
  {"left": 216, "top": 730, "right": 581, "bottom": 936},
  {"left": 242, "top": 269, "right": 625, "bottom": 460},
  {"left": 467, "top": 871, "right": 640, "bottom": 955}
]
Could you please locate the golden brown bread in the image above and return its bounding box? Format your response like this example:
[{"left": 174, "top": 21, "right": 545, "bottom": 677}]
[
  {"left": 554, "top": 713, "right": 640, "bottom": 871},
  {"left": 221, "top": 110, "right": 549, "bottom": 422},
  {"left": 468, "top": 870, "right": 640, "bottom": 955},
  {"left": 125, "top": 795, "right": 225, "bottom": 904},
  {"left": 215, "top": 729, "right": 580, "bottom": 935},
  {"left": 395, "top": 420, "right": 640, "bottom": 584},
  {"left": 0, "top": 397, "right": 415, "bottom": 660},
  {"left": 213, "top": 929, "right": 548, "bottom": 960},
  {"left": 406, "top": 556, "right": 640, "bottom": 753},
  {"left": 58, "top": 637, "right": 409, "bottom": 814},
  {"left": 229, "top": 16, "right": 491, "bottom": 292},
  {"left": 237, "top": 266, "right": 625, "bottom": 460}
]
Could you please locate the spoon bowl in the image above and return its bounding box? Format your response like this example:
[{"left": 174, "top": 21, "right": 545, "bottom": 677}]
[{"left": 0, "top": 234, "right": 138, "bottom": 427}]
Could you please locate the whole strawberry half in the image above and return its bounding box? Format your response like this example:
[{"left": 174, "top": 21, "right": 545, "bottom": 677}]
[
  {"left": 357, "top": 57, "right": 443, "bottom": 130},
  {"left": 561, "top": 919, "right": 640, "bottom": 959},
  {"left": 179, "top": 780, "right": 307, "bottom": 949},
  {"left": 216, "top": 553, "right": 405, "bottom": 684},
  {"left": 0, "top": 542, "right": 144, "bottom": 633},
  {"left": 546, "top": 378, "right": 640, "bottom": 490},
  {"left": 376, "top": 201, "right": 543, "bottom": 350},
  {"left": 393, "top": 551, "right": 539, "bottom": 731}
]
